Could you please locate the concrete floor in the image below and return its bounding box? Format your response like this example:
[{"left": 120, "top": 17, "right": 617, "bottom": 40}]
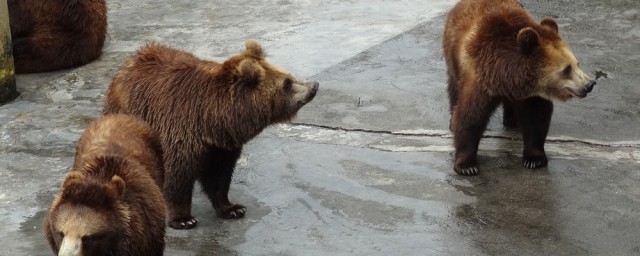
[{"left": 1, "top": 0, "right": 639, "bottom": 255}]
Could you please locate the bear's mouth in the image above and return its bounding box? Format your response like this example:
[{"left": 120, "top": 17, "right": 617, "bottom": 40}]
[
  {"left": 565, "top": 80, "right": 596, "bottom": 99},
  {"left": 566, "top": 87, "right": 587, "bottom": 98}
]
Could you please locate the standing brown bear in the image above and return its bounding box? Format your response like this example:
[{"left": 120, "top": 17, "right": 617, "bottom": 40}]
[
  {"left": 103, "top": 40, "right": 319, "bottom": 229},
  {"left": 44, "top": 114, "right": 166, "bottom": 256},
  {"left": 443, "top": 0, "right": 596, "bottom": 176},
  {"left": 8, "top": 0, "right": 107, "bottom": 73}
]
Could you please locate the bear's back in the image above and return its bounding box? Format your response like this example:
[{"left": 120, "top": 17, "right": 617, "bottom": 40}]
[
  {"left": 130, "top": 44, "right": 210, "bottom": 73},
  {"left": 10, "top": 0, "right": 106, "bottom": 36},
  {"left": 445, "top": 0, "right": 529, "bottom": 45},
  {"left": 110, "top": 44, "right": 223, "bottom": 101},
  {"left": 104, "top": 44, "right": 231, "bottom": 138},
  {"left": 74, "top": 115, "right": 164, "bottom": 187}
]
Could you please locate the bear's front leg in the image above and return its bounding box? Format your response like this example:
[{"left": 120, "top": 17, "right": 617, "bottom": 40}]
[
  {"left": 451, "top": 93, "right": 500, "bottom": 175},
  {"left": 515, "top": 97, "right": 553, "bottom": 169},
  {"left": 200, "top": 148, "right": 246, "bottom": 219}
]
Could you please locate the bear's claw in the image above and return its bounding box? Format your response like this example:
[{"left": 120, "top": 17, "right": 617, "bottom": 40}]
[
  {"left": 523, "top": 159, "right": 547, "bottom": 169},
  {"left": 168, "top": 217, "right": 198, "bottom": 230},
  {"left": 455, "top": 166, "right": 480, "bottom": 176},
  {"left": 219, "top": 204, "right": 246, "bottom": 219},
  {"left": 523, "top": 153, "right": 548, "bottom": 169}
]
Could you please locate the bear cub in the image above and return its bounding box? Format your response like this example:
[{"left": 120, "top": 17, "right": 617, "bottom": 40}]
[
  {"left": 44, "top": 115, "right": 166, "bottom": 256},
  {"left": 443, "top": 0, "right": 596, "bottom": 175},
  {"left": 8, "top": 0, "right": 107, "bottom": 73},
  {"left": 103, "top": 40, "right": 319, "bottom": 229}
]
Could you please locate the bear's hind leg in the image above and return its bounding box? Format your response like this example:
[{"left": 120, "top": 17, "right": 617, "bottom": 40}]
[
  {"left": 451, "top": 92, "right": 500, "bottom": 175},
  {"left": 166, "top": 184, "right": 198, "bottom": 229},
  {"left": 447, "top": 72, "right": 460, "bottom": 131},
  {"left": 165, "top": 158, "right": 199, "bottom": 229},
  {"left": 502, "top": 100, "right": 518, "bottom": 129},
  {"left": 200, "top": 148, "right": 246, "bottom": 219},
  {"left": 515, "top": 97, "right": 553, "bottom": 169}
]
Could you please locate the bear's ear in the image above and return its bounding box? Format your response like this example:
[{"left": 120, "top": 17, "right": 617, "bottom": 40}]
[
  {"left": 237, "top": 59, "right": 265, "bottom": 87},
  {"left": 242, "top": 40, "right": 265, "bottom": 60},
  {"left": 517, "top": 27, "right": 540, "bottom": 54},
  {"left": 540, "top": 18, "right": 559, "bottom": 34},
  {"left": 62, "top": 172, "right": 84, "bottom": 189},
  {"left": 110, "top": 175, "right": 126, "bottom": 200}
]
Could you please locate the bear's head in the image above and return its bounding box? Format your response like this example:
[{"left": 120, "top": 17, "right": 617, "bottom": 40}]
[
  {"left": 222, "top": 40, "right": 319, "bottom": 124},
  {"left": 46, "top": 158, "right": 130, "bottom": 256},
  {"left": 518, "top": 18, "right": 596, "bottom": 101}
]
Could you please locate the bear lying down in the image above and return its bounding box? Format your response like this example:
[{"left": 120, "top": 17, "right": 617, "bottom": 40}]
[{"left": 103, "top": 40, "right": 319, "bottom": 229}]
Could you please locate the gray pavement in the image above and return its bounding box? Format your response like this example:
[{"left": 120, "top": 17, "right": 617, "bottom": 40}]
[{"left": 1, "top": 0, "right": 639, "bottom": 255}]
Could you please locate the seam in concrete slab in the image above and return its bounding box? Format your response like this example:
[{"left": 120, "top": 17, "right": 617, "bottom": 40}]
[
  {"left": 290, "top": 122, "right": 640, "bottom": 149},
  {"left": 282, "top": 123, "right": 640, "bottom": 163}
]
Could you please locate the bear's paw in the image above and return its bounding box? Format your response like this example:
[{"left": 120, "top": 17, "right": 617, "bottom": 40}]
[
  {"left": 523, "top": 157, "right": 548, "bottom": 169},
  {"left": 168, "top": 217, "right": 198, "bottom": 230},
  {"left": 217, "top": 204, "right": 246, "bottom": 219},
  {"left": 454, "top": 166, "right": 480, "bottom": 176}
]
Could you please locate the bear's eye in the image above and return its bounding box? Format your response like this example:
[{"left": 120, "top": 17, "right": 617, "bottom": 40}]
[
  {"left": 562, "top": 65, "right": 572, "bottom": 76},
  {"left": 283, "top": 78, "right": 293, "bottom": 92},
  {"left": 58, "top": 232, "right": 64, "bottom": 238},
  {"left": 82, "top": 232, "right": 109, "bottom": 243}
]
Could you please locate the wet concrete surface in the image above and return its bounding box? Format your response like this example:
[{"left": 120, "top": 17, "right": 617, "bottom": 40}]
[{"left": 1, "top": 0, "right": 639, "bottom": 255}]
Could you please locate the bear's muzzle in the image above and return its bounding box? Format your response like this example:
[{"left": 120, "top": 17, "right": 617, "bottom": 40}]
[
  {"left": 573, "top": 79, "right": 596, "bottom": 98},
  {"left": 306, "top": 81, "right": 319, "bottom": 102},
  {"left": 585, "top": 80, "right": 596, "bottom": 93}
]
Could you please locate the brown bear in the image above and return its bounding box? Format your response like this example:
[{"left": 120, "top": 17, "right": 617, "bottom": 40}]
[
  {"left": 102, "top": 40, "right": 319, "bottom": 229},
  {"left": 8, "top": 0, "right": 107, "bottom": 73},
  {"left": 44, "top": 114, "right": 166, "bottom": 256},
  {"left": 443, "top": 0, "right": 596, "bottom": 175}
]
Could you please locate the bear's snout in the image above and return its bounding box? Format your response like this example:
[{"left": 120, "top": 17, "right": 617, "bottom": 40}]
[
  {"left": 574, "top": 80, "right": 596, "bottom": 98},
  {"left": 585, "top": 80, "right": 596, "bottom": 93},
  {"left": 306, "top": 81, "right": 319, "bottom": 102}
]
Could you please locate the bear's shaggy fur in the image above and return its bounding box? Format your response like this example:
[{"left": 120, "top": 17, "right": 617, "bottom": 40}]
[
  {"left": 443, "top": 0, "right": 596, "bottom": 175},
  {"left": 44, "top": 115, "right": 166, "bottom": 256},
  {"left": 103, "top": 40, "right": 319, "bottom": 229},
  {"left": 8, "top": 0, "right": 107, "bottom": 73}
]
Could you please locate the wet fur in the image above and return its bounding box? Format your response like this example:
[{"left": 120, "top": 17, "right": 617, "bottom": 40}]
[
  {"left": 443, "top": 0, "right": 566, "bottom": 175},
  {"left": 103, "top": 41, "right": 310, "bottom": 229},
  {"left": 8, "top": 0, "right": 107, "bottom": 73},
  {"left": 44, "top": 115, "right": 166, "bottom": 255}
]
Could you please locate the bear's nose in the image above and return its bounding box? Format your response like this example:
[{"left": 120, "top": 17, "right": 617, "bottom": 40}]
[
  {"left": 305, "top": 81, "right": 319, "bottom": 102},
  {"left": 585, "top": 80, "right": 596, "bottom": 93}
]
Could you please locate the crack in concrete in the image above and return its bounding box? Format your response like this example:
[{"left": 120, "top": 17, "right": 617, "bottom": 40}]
[
  {"left": 291, "top": 122, "right": 640, "bottom": 149},
  {"left": 291, "top": 122, "right": 404, "bottom": 136},
  {"left": 279, "top": 123, "right": 640, "bottom": 164}
]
